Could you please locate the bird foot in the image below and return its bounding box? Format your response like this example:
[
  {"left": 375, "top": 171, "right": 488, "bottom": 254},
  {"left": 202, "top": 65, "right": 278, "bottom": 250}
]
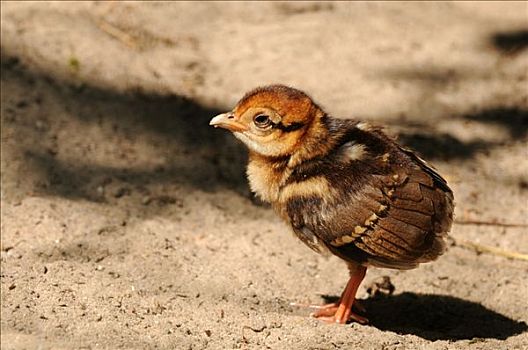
[
  {"left": 311, "top": 300, "right": 368, "bottom": 324},
  {"left": 290, "top": 264, "right": 368, "bottom": 325},
  {"left": 291, "top": 300, "right": 368, "bottom": 324}
]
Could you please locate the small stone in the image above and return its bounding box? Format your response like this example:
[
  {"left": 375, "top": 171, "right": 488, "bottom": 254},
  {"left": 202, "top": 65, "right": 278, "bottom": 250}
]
[{"left": 366, "top": 276, "right": 395, "bottom": 297}]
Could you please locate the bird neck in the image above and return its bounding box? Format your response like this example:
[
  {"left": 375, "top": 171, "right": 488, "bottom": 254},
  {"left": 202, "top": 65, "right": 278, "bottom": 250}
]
[
  {"left": 287, "top": 112, "right": 340, "bottom": 168},
  {"left": 246, "top": 152, "right": 290, "bottom": 203}
]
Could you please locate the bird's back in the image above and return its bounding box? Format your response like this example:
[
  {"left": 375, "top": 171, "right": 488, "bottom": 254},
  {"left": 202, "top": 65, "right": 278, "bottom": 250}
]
[{"left": 274, "top": 117, "right": 454, "bottom": 270}]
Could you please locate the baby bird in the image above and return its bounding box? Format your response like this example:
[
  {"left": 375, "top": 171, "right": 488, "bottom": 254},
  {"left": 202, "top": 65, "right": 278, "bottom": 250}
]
[{"left": 210, "top": 85, "right": 454, "bottom": 324}]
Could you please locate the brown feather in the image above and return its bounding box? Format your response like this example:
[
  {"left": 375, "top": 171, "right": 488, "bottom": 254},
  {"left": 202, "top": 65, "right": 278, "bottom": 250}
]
[
  {"left": 392, "top": 181, "right": 424, "bottom": 202},
  {"left": 376, "top": 216, "right": 427, "bottom": 248},
  {"left": 388, "top": 206, "right": 432, "bottom": 232},
  {"left": 392, "top": 197, "right": 435, "bottom": 216}
]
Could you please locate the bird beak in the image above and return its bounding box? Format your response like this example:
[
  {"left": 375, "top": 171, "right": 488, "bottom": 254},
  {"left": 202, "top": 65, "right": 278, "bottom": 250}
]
[{"left": 209, "top": 113, "right": 248, "bottom": 132}]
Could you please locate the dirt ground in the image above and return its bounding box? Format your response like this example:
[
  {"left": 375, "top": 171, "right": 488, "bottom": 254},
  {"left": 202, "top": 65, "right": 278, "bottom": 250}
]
[{"left": 1, "top": 2, "right": 527, "bottom": 349}]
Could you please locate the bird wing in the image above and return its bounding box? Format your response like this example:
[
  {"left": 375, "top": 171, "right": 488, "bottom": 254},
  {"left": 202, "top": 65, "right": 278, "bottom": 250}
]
[{"left": 285, "top": 154, "right": 454, "bottom": 270}]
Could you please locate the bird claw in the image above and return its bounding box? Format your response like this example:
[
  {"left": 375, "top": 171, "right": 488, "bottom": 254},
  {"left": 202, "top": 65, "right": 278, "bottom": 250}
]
[
  {"left": 314, "top": 313, "right": 369, "bottom": 325},
  {"left": 293, "top": 300, "right": 368, "bottom": 325},
  {"left": 309, "top": 304, "right": 339, "bottom": 317},
  {"left": 291, "top": 299, "right": 366, "bottom": 312},
  {"left": 311, "top": 304, "right": 369, "bottom": 324},
  {"left": 289, "top": 301, "right": 338, "bottom": 310}
]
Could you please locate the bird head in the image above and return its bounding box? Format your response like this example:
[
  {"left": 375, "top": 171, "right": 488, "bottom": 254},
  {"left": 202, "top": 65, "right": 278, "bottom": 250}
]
[{"left": 210, "top": 85, "right": 323, "bottom": 158}]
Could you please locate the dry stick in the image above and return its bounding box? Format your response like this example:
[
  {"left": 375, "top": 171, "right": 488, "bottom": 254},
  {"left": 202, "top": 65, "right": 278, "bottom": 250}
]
[
  {"left": 451, "top": 237, "right": 528, "bottom": 261},
  {"left": 96, "top": 18, "right": 138, "bottom": 49},
  {"left": 455, "top": 219, "right": 528, "bottom": 228},
  {"left": 452, "top": 219, "right": 528, "bottom": 260}
]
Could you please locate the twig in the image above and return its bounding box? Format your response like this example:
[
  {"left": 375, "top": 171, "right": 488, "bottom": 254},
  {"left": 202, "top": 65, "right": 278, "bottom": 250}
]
[
  {"left": 455, "top": 219, "right": 528, "bottom": 228},
  {"left": 96, "top": 18, "right": 138, "bottom": 49},
  {"left": 452, "top": 237, "right": 528, "bottom": 261}
]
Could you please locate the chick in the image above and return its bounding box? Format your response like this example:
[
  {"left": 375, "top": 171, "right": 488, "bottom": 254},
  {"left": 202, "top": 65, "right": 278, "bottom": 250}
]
[{"left": 210, "top": 85, "right": 454, "bottom": 324}]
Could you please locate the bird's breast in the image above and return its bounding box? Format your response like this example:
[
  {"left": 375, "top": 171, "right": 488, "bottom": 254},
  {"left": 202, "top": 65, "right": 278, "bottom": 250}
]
[{"left": 246, "top": 157, "right": 288, "bottom": 203}]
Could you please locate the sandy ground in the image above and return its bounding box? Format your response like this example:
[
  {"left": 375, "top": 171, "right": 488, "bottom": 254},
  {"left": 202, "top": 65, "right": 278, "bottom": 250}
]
[{"left": 1, "top": 2, "right": 528, "bottom": 349}]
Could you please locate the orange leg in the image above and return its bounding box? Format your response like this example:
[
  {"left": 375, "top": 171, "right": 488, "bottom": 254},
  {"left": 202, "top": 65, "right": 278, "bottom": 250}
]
[{"left": 312, "top": 264, "right": 368, "bottom": 324}]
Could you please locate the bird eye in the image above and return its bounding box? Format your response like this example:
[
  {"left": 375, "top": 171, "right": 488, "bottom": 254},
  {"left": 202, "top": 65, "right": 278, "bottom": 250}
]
[{"left": 253, "top": 114, "right": 271, "bottom": 127}]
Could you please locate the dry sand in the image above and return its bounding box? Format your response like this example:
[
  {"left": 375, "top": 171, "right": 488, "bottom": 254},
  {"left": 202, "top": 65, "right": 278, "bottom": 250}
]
[{"left": 1, "top": 2, "right": 527, "bottom": 349}]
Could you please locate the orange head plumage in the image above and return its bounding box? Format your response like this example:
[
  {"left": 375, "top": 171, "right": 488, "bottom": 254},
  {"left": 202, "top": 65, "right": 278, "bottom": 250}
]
[{"left": 209, "top": 85, "right": 325, "bottom": 157}]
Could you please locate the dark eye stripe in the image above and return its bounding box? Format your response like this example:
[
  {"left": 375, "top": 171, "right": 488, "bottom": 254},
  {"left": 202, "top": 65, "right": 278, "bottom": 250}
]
[{"left": 273, "top": 122, "right": 304, "bottom": 132}]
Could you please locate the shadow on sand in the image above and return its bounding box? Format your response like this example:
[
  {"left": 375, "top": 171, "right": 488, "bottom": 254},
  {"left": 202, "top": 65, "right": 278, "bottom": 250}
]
[
  {"left": 1, "top": 55, "right": 249, "bottom": 206},
  {"left": 360, "top": 292, "right": 527, "bottom": 341}
]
